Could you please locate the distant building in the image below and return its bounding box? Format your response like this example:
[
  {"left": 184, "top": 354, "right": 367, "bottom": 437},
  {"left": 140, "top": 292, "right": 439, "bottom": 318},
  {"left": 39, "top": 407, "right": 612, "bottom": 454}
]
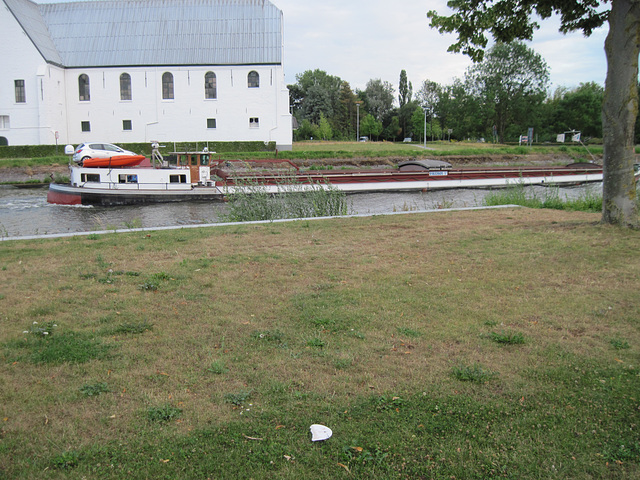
[{"left": 0, "top": 0, "right": 292, "bottom": 150}]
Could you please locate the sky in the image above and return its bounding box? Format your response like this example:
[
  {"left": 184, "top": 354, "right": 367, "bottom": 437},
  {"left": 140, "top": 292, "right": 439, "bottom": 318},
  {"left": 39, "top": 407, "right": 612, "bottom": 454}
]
[
  {"left": 34, "top": 0, "right": 609, "bottom": 96},
  {"left": 274, "top": 0, "right": 609, "bottom": 94}
]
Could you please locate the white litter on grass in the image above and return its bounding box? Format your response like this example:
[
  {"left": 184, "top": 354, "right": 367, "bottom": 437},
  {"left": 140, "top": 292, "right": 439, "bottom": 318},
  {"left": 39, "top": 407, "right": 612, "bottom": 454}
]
[{"left": 309, "top": 424, "right": 332, "bottom": 442}]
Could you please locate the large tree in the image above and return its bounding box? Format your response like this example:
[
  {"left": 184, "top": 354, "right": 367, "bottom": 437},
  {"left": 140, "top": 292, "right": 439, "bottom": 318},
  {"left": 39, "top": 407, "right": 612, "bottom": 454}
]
[
  {"left": 399, "top": 69, "right": 413, "bottom": 107},
  {"left": 466, "top": 41, "right": 549, "bottom": 142},
  {"left": 428, "top": 0, "right": 639, "bottom": 227},
  {"left": 291, "top": 69, "right": 343, "bottom": 125},
  {"left": 551, "top": 82, "right": 604, "bottom": 138},
  {"left": 361, "top": 79, "right": 396, "bottom": 122}
]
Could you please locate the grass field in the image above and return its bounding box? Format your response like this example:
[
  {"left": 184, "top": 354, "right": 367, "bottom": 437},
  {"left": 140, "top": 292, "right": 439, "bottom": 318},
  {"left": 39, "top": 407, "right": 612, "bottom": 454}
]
[{"left": 1, "top": 208, "right": 639, "bottom": 478}]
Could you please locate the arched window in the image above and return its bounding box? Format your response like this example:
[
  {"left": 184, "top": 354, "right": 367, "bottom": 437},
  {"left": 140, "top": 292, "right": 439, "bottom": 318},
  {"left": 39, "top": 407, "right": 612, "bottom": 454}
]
[
  {"left": 248, "top": 71, "right": 259, "bottom": 88},
  {"left": 205, "top": 72, "right": 217, "bottom": 99},
  {"left": 78, "top": 74, "right": 90, "bottom": 101},
  {"left": 162, "top": 72, "right": 174, "bottom": 99},
  {"left": 120, "top": 73, "right": 132, "bottom": 100}
]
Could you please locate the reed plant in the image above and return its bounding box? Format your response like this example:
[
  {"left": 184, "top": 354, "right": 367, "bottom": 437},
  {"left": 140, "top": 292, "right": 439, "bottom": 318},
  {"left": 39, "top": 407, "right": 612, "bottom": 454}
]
[
  {"left": 483, "top": 183, "right": 609, "bottom": 212},
  {"left": 221, "top": 175, "right": 349, "bottom": 222}
]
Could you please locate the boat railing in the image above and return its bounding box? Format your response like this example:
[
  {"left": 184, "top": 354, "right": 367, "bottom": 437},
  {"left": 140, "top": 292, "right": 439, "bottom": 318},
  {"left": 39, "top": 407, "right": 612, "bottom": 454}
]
[{"left": 79, "top": 180, "right": 193, "bottom": 191}]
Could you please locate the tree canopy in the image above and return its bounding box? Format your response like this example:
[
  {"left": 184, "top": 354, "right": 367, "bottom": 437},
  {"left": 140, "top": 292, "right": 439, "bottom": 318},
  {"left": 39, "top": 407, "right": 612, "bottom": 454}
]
[
  {"left": 428, "top": 0, "right": 639, "bottom": 227},
  {"left": 466, "top": 41, "right": 549, "bottom": 142},
  {"left": 427, "top": 0, "right": 609, "bottom": 62}
]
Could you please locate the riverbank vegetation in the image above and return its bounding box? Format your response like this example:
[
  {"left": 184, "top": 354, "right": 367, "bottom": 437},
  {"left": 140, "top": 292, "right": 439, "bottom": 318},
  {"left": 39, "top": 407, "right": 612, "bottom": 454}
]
[
  {"left": 1, "top": 208, "right": 638, "bottom": 478},
  {"left": 222, "top": 178, "right": 349, "bottom": 222},
  {"left": 483, "top": 182, "right": 640, "bottom": 213}
]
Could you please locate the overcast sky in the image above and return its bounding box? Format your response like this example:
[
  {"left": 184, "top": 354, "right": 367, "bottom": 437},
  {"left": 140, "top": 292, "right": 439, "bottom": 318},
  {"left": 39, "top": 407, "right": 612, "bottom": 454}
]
[
  {"left": 275, "top": 0, "right": 608, "bottom": 94},
  {"left": 34, "top": 0, "right": 609, "bottom": 96}
]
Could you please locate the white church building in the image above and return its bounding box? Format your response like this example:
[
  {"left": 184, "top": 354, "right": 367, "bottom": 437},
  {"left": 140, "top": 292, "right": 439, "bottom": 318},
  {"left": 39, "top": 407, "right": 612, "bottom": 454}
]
[{"left": 0, "top": 0, "right": 293, "bottom": 150}]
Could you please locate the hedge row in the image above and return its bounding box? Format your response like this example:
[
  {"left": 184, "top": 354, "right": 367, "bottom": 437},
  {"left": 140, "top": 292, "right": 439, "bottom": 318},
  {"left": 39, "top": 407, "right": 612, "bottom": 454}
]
[{"left": 0, "top": 141, "right": 276, "bottom": 159}]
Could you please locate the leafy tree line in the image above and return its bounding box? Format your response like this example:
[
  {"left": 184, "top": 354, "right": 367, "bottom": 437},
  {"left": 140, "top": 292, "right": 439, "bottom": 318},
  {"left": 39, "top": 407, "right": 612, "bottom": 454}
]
[{"left": 289, "top": 42, "right": 609, "bottom": 144}]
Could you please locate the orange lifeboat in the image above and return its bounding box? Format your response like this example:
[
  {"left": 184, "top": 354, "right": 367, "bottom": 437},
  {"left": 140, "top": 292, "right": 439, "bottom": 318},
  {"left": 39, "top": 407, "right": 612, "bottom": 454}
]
[{"left": 81, "top": 155, "right": 146, "bottom": 168}]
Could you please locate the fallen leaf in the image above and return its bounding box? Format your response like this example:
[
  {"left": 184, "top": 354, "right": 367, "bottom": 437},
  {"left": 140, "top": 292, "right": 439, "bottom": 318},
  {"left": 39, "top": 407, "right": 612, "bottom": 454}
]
[
  {"left": 243, "top": 434, "right": 263, "bottom": 441},
  {"left": 275, "top": 425, "right": 285, "bottom": 429},
  {"left": 351, "top": 446, "right": 363, "bottom": 452},
  {"left": 161, "top": 459, "right": 170, "bottom": 463},
  {"left": 337, "top": 463, "right": 350, "bottom": 472}
]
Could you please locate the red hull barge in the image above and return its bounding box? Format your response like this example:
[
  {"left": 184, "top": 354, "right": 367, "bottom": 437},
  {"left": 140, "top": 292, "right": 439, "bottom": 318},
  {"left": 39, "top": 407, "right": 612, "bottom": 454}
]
[{"left": 48, "top": 154, "right": 634, "bottom": 207}]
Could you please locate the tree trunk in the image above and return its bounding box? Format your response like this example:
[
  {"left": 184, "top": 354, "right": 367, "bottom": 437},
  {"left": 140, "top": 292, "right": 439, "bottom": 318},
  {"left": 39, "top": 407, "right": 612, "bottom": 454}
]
[{"left": 602, "top": 0, "right": 640, "bottom": 227}]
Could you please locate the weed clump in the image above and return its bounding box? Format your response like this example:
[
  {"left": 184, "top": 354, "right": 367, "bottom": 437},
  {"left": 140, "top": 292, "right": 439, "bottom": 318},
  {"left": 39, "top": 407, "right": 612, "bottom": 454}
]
[
  {"left": 79, "top": 382, "right": 110, "bottom": 397},
  {"left": 146, "top": 404, "right": 182, "bottom": 423},
  {"left": 224, "top": 390, "right": 252, "bottom": 406},
  {"left": 488, "top": 330, "right": 526, "bottom": 345},
  {"left": 451, "top": 363, "right": 498, "bottom": 383}
]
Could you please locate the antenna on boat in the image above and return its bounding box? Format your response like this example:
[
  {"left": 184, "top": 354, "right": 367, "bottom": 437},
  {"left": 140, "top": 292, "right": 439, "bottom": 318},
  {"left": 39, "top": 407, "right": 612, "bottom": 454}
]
[{"left": 151, "top": 141, "right": 165, "bottom": 168}]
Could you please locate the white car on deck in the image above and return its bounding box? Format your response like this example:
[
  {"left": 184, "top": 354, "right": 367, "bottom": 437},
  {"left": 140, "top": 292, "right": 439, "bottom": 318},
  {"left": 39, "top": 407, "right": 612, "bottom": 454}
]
[{"left": 72, "top": 142, "right": 136, "bottom": 163}]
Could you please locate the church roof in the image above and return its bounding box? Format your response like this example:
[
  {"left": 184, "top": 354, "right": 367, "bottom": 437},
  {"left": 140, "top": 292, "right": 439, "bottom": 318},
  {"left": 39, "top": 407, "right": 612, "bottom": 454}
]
[{"left": 4, "top": 0, "right": 283, "bottom": 68}]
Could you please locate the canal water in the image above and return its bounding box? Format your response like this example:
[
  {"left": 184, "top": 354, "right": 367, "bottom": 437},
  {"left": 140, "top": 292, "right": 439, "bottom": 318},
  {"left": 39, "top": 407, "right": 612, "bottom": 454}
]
[{"left": 0, "top": 183, "right": 602, "bottom": 239}]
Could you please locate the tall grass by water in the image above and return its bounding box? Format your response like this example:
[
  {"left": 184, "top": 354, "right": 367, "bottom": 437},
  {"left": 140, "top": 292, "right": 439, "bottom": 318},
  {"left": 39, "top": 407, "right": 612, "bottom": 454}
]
[
  {"left": 221, "top": 176, "right": 349, "bottom": 222},
  {"left": 483, "top": 183, "right": 606, "bottom": 212}
]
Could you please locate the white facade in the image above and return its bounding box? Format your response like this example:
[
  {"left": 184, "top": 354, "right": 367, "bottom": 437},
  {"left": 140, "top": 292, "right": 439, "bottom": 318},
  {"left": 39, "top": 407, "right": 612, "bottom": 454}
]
[
  {"left": 0, "top": 2, "right": 64, "bottom": 146},
  {"left": 0, "top": 0, "right": 293, "bottom": 150}
]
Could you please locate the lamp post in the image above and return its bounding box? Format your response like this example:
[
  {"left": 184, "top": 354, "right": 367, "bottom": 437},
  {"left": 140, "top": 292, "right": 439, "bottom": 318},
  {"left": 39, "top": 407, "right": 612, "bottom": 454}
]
[
  {"left": 423, "top": 108, "right": 427, "bottom": 147},
  {"left": 356, "top": 102, "right": 361, "bottom": 141}
]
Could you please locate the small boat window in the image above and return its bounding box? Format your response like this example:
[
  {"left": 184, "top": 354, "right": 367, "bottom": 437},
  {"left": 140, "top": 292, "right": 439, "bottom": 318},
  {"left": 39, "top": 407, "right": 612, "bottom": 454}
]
[
  {"left": 200, "top": 154, "right": 210, "bottom": 165},
  {"left": 118, "top": 174, "right": 138, "bottom": 184},
  {"left": 81, "top": 173, "right": 100, "bottom": 182},
  {"left": 190, "top": 155, "right": 198, "bottom": 166},
  {"left": 178, "top": 155, "right": 188, "bottom": 166},
  {"left": 169, "top": 174, "right": 187, "bottom": 183}
]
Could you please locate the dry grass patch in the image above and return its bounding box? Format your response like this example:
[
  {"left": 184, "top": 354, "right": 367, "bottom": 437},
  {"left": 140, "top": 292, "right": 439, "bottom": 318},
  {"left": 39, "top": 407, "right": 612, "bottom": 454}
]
[{"left": 1, "top": 208, "right": 639, "bottom": 478}]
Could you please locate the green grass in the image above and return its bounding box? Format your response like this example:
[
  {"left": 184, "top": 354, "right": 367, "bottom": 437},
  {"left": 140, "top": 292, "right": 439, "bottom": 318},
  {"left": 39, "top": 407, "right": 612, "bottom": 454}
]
[
  {"left": 0, "top": 155, "right": 69, "bottom": 168},
  {"left": 483, "top": 183, "right": 616, "bottom": 212},
  {"left": 1, "top": 208, "right": 639, "bottom": 478},
  {"left": 451, "top": 363, "right": 498, "bottom": 383}
]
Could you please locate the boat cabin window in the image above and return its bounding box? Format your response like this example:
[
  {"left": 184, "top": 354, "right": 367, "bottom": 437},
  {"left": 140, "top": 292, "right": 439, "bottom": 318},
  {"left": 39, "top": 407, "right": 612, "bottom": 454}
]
[
  {"left": 118, "top": 174, "right": 138, "bottom": 184},
  {"left": 169, "top": 174, "right": 187, "bottom": 183},
  {"left": 81, "top": 173, "right": 100, "bottom": 183},
  {"left": 177, "top": 154, "right": 188, "bottom": 166},
  {"left": 200, "top": 154, "right": 210, "bottom": 166}
]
